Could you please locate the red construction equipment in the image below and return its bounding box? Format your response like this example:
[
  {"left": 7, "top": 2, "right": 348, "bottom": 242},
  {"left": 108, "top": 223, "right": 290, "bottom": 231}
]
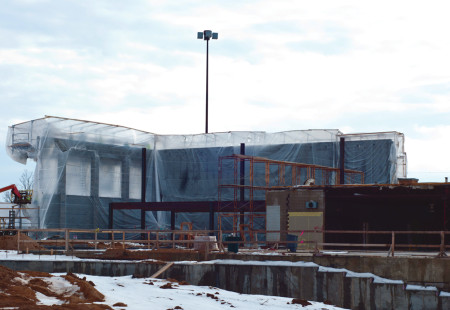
[
  {"left": 0, "top": 184, "right": 21, "bottom": 200},
  {"left": 0, "top": 185, "right": 33, "bottom": 235},
  {"left": 0, "top": 184, "right": 32, "bottom": 204}
]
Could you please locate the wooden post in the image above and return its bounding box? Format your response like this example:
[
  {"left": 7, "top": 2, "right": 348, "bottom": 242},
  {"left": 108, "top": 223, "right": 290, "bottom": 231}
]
[
  {"left": 438, "top": 231, "right": 447, "bottom": 257},
  {"left": 156, "top": 231, "right": 159, "bottom": 249},
  {"left": 391, "top": 231, "right": 395, "bottom": 257},
  {"left": 151, "top": 262, "right": 174, "bottom": 278},
  {"left": 94, "top": 231, "right": 98, "bottom": 250},
  {"left": 147, "top": 231, "right": 150, "bottom": 250},
  {"left": 204, "top": 240, "right": 209, "bottom": 260},
  {"left": 122, "top": 232, "right": 125, "bottom": 249},
  {"left": 17, "top": 231, "right": 20, "bottom": 254},
  {"left": 172, "top": 230, "right": 175, "bottom": 249},
  {"left": 65, "top": 229, "right": 69, "bottom": 253}
]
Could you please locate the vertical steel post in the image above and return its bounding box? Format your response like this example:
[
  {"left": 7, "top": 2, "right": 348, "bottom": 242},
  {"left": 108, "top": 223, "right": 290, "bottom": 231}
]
[
  {"left": 339, "top": 137, "right": 345, "bottom": 185},
  {"left": 240, "top": 143, "right": 245, "bottom": 226},
  {"left": 205, "top": 39, "right": 209, "bottom": 133},
  {"left": 141, "top": 148, "right": 147, "bottom": 237},
  {"left": 444, "top": 187, "right": 448, "bottom": 232},
  {"left": 108, "top": 204, "right": 113, "bottom": 229},
  {"left": 209, "top": 202, "right": 214, "bottom": 236}
]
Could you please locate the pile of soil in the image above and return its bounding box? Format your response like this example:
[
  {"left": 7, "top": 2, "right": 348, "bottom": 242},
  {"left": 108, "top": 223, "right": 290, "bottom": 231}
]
[
  {"left": 93, "top": 248, "right": 208, "bottom": 261},
  {"left": 92, "top": 242, "right": 146, "bottom": 249},
  {"left": 0, "top": 265, "right": 114, "bottom": 309},
  {"left": 0, "top": 234, "right": 44, "bottom": 251}
]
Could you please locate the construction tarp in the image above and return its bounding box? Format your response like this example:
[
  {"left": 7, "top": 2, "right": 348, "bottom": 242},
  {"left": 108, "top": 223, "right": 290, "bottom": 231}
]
[{"left": 5, "top": 116, "right": 406, "bottom": 231}]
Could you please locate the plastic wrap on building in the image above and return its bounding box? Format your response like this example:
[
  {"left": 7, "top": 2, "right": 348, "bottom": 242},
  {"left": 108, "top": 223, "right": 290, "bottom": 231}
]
[{"left": 5, "top": 116, "right": 407, "bottom": 230}]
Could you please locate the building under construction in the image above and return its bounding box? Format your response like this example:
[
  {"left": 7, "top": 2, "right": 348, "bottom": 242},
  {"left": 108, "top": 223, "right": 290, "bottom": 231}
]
[{"left": 6, "top": 116, "right": 407, "bottom": 233}]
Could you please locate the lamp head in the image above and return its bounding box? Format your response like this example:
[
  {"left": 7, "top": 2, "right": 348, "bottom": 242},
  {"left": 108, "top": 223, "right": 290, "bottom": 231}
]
[
  {"left": 204, "top": 30, "right": 212, "bottom": 40},
  {"left": 197, "top": 30, "right": 218, "bottom": 40}
]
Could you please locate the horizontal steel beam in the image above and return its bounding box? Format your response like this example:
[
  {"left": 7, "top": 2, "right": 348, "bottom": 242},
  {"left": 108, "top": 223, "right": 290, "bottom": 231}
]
[{"left": 110, "top": 200, "right": 266, "bottom": 213}]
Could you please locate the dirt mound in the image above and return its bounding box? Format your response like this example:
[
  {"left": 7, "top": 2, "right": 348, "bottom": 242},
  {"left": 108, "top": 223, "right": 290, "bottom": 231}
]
[
  {"left": 0, "top": 234, "right": 44, "bottom": 251},
  {"left": 63, "top": 272, "right": 105, "bottom": 303},
  {"left": 291, "top": 298, "right": 312, "bottom": 306},
  {"left": 94, "top": 248, "right": 202, "bottom": 261},
  {"left": 0, "top": 265, "right": 114, "bottom": 309},
  {"left": 96, "top": 248, "right": 167, "bottom": 261}
]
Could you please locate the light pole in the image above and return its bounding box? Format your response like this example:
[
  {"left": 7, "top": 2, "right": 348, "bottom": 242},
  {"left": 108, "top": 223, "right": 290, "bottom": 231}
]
[{"left": 197, "top": 30, "right": 218, "bottom": 134}]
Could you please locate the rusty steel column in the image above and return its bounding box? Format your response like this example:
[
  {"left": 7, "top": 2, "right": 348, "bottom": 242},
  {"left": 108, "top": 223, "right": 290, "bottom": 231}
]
[{"left": 240, "top": 143, "right": 245, "bottom": 226}]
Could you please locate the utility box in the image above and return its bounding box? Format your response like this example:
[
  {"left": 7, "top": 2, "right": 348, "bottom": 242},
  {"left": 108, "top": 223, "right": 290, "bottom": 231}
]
[{"left": 266, "top": 189, "right": 324, "bottom": 250}]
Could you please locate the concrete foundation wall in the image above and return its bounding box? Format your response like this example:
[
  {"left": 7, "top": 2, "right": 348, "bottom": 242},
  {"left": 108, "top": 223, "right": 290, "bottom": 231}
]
[{"left": 0, "top": 259, "right": 448, "bottom": 310}]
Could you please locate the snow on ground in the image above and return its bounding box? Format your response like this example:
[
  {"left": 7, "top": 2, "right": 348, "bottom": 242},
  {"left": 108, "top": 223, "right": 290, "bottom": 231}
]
[
  {"left": 35, "top": 292, "right": 64, "bottom": 306},
  {"left": 1, "top": 250, "right": 449, "bottom": 303},
  {"left": 68, "top": 274, "right": 349, "bottom": 310}
]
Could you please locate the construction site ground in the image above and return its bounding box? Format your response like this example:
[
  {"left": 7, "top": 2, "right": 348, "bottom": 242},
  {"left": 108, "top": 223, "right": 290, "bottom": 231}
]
[
  {"left": 0, "top": 264, "right": 115, "bottom": 309},
  {"left": 0, "top": 234, "right": 449, "bottom": 309}
]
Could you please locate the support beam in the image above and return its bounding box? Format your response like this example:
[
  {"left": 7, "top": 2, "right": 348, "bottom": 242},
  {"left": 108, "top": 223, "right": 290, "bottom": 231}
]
[
  {"left": 339, "top": 137, "right": 345, "bottom": 185},
  {"left": 240, "top": 143, "right": 245, "bottom": 225},
  {"left": 108, "top": 204, "right": 113, "bottom": 229},
  {"left": 170, "top": 211, "right": 175, "bottom": 230},
  {"left": 110, "top": 200, "right": 266, "bottom": 212},
  {"left": 209, "top": 202, "right": 214, "bottom": 235},
  {"left": 141, "top": 148, "right": 147, "bottom": 230},
  {"left": 109, "top": 200, "right": 266, "bottom": 233}
]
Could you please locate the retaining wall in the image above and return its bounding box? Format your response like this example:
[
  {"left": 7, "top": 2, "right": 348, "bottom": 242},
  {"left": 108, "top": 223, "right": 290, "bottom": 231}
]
[{"left": 0, "top": 259, "right": 448, "bottom": 310}]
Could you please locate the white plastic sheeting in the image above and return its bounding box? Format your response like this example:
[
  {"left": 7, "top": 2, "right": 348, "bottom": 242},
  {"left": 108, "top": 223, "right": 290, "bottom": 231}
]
[{"left": 5, "top": 116, "right": 406, "bottom": 231}]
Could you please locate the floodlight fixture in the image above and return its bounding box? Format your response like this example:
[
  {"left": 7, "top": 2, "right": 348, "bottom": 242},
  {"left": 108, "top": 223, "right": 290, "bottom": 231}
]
[
  {"left": 197, "top": 30, "right": 218, "bottom": 41},
  {"left": 197, "top": 29, "right": 219, "bottom": 134}
]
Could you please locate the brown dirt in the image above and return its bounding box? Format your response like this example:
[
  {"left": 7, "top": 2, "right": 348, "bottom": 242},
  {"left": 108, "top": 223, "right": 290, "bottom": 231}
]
[
  {"left": 112, "top": 302, "right": 127, "bottom": 307},
  {"left": 160, "top": 282, "right": 176, "bottom": 289},
  {"left": 87, "top": 242, "right": 146, "bottom": 250},
  {"left": 167, "top": 278, "right": 189, "bottom": 285},
  {"left": 92, "top": 248, "right": 203, "bottom": 261},
  {"left": 0, "top": 265, "right": 115, "bottom": 309},
  {"left": 291, "top": 298, "right": 312, "bottom": 306},
  {"left": 0, "top": 234, "right": 45, "bottom": 251},
  {"left": 63, "top": 273, "right": 105, "bottom": 303}
]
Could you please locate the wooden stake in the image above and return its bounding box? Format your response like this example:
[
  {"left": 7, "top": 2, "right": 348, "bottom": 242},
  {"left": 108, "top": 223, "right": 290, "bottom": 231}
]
[{"left": 151, "top": 262, "right": 174, "bottom": 278}]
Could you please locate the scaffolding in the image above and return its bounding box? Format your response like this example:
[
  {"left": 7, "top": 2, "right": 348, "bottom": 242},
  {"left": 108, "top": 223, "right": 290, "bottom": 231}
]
[{"left": 217, "top": 154, "right": 364, "bottom": 234}]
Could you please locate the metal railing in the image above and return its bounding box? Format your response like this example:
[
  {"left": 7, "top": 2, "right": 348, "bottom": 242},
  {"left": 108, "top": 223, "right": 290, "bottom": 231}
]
[{"left": 1, "top": 228, "right": 448, "bottom": 258}]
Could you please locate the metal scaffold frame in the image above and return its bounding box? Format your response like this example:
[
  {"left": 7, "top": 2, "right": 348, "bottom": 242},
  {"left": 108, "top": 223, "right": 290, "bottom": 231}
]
[{"left": 218, "top": 154, "right": 364, "bottom": 234}]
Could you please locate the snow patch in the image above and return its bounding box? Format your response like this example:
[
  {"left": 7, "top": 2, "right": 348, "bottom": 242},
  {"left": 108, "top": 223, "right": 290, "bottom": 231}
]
[
  {"left": 35, "top": 292, "right": 64, "bottom": 306},
  {"left": 191, "top": 259, "right": 319, "bottom": 268},
  {"left": 43, "top": 276, "right": 80, "bottom": 297},
  {"left": 439, "top": 291, "right": 450, "bottom": 297},
  {"left": 405, "top": 284, "right": 437, "bottom": 291},
  {"left": 13, "top": 277, "right": 29, "bottom": 285}
]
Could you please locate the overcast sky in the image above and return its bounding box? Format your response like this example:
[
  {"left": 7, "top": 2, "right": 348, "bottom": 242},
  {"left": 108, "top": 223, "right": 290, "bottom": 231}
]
[{"left": 2, "top": 0, "right": 450, "bottom": 186}]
